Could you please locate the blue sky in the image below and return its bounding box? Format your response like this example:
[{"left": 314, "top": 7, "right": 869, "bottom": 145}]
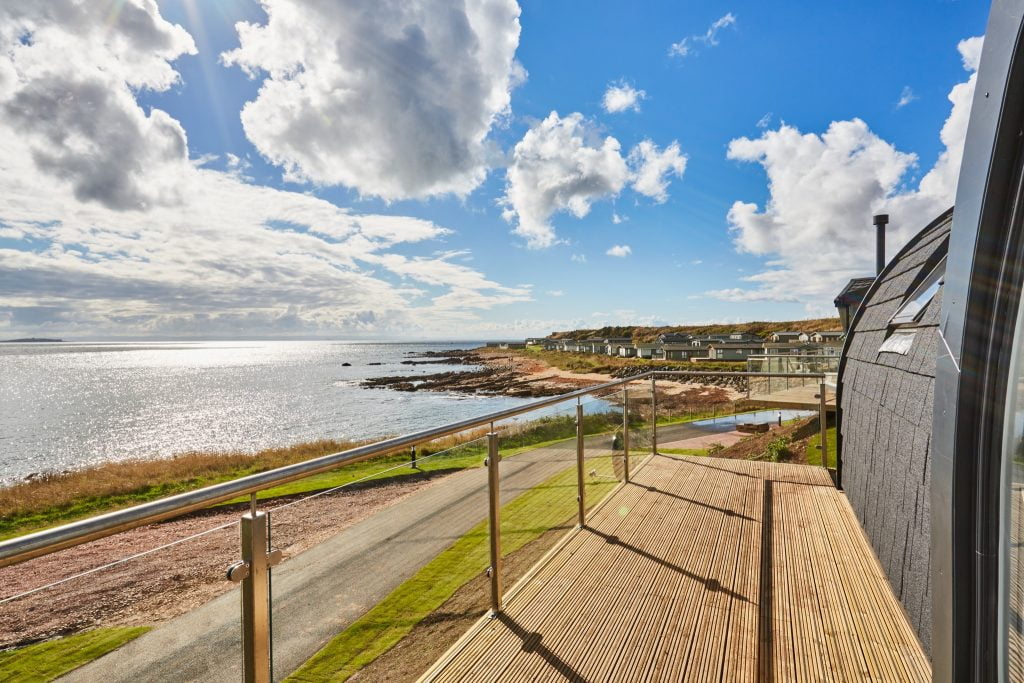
[{"left": 0, "top": 1, "right": 990, "bottom": 339}]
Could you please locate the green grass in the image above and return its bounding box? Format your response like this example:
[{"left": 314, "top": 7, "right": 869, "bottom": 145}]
[
  {"left": 0, "top": 627, "right": 150, "bottom": 682},
  {"left": 659, "top": 448, "right": 709, "bottom": 457},
  {"left": 806, "top": 425, "right": 837, "bottom": 467},
  {"left": 286, "top": 458, "right": 618, "bottom": 682},
  {"left": 517, "top": 346, "right": 745, "bottom": 375}
]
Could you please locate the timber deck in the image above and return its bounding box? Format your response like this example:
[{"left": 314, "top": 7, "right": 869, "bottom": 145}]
[{"left": 421, "top": 454, "right": 929, "bottom": 682}]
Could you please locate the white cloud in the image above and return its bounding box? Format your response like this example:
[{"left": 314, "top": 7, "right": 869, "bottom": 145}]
[
  {"left": 571, "top": 253, "right": 587, "bottom": 263},
  {"left": 756, "top": 113, "right": 772, "bottom": 129},
  {"left": 501, "top": 112, "right": 687, "bottom": 247},
  {"left": 713, "top": 35, "right": 982, "bottom": 306},
  {"left": 546, "top": 289, "right": 564, "bottom": 297},
  {"left": 691, "top": 259, "right": 703, "bottom": 265},
  {"left": 500, "top": 111, "right": 629, "bottom": 248},
  {"left": 0, "top": 1, "right": 532, "bottom": 339},
  {"left": 611, "top": 212, "right": 625, "bottom": 224},
  {"left": 602, "top": 81, "right": 646, "bottom": 113},
  {"left": 221, "top": 0, "right": 525, "bottom": 201},
  {"left": 629, "top": 140, "right": 687, "bottom": 202},
  {"left": 0, "top": 1, "right": 196, "bottom": 211},
  {"left": 669, "top": 12, "right": 736, "bottom": 59},
  {"left": 896, "top": 85, "right": 917, "bottom": 108},
  {"left": 606, "top": 244, "right": 632, "bottom": 257}
]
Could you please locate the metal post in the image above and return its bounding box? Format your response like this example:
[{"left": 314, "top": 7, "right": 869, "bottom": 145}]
[
  {"left": 486, "top": 431, "right": 502, "bottom": 613},
  {"left": 240, "top": 511, "right": 271, "bottom": 683},
  {"left": 650, "top": 376, "right": 658, "bottom": 456},
  {"left": 874, "top": 213, "right": 889, "bottom": 275},
  {"left": 623, "top": 389, "right": 630, "bottom": 483},
  {"left": 819, "top": 382, "right": 829, "bottom": 469},
  {"left": 576, "top": 402, "right": 585, "bottom": 527}
]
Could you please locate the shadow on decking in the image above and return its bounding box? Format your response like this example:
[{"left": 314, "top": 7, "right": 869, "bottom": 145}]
[{"left": 420, "top": 455, "right": 928, "bottom": 682}]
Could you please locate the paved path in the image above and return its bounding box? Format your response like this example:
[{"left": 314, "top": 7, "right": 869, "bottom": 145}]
[{"left": 65, "top": 420, "right": 726, "bottom": 681}]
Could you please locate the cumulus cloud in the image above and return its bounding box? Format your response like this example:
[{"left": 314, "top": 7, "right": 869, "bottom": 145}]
[
  {"left": 603, "top": 81, "right": 646, "bottom": 113},
  {"left": 221, "top": 0, "right": 524, "bottom": 200},
  {"left": 0, "top": 1, "right": 531, "bottom": 339},
  {"left": 606, "top": 244, "right": 631, "bottom": 257},
  {"left": 0, "top": 1, "right": 196, "bottom": 211},
  {"left": 629, "top": 140, "right": 687, "bottom": 202},
  {"left": 711, "top": 36, "right": 982, "bottom": 306},
  {"left": 669, "top": 12, "right": 736, "bottom": 59},
  {"left": 501, "top": 112, "right": 686, "bottom": 248}
]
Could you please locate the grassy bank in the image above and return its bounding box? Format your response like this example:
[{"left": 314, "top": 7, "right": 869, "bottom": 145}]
[
  {"left": 514, "top": 347, "right": 745, "bottom": 375},
  {"left": 0, "top": 627, "right": 150, "bottom": 682},
  {"left": 806, "top": 425, "right": 837, "bottom": 468},
  {"left": 287, "top": 456, "right": 618, "bottom": 682},
  {"left": 0, "top": 412, "right": 625, "bottom": 541}
]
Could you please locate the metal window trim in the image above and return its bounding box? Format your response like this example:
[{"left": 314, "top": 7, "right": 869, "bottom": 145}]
[{"left": 931, "top": 2, "right": 1024, "bottom": 680}]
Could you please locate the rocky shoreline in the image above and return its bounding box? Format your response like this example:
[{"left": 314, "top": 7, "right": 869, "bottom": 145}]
[
  {"left": 362, "top": 350, "right": 569, "bottom": 398},
  {"left": 360, "top": 349, "right": 748, "bottom": 399},
  {"left": 611, "top": 365, "right": 748, "bottom": 392}
]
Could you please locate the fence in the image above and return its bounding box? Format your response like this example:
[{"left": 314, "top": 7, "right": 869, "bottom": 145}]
[{"left": 0, "top": 370, "right": 826, "bottom": 682}]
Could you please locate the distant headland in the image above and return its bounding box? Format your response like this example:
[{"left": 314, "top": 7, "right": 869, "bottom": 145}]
[{"left": 1, "top": 337, "right": 63, "bottom": 343}]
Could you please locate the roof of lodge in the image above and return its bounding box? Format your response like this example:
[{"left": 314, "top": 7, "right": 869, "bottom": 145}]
[{"left": 834, "top": 276, "right": 876, "bottom": 307}]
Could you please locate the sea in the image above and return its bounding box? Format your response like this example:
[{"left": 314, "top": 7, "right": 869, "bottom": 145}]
[{"left": 0, "top": 340, "right": 555, "bottom": 485}]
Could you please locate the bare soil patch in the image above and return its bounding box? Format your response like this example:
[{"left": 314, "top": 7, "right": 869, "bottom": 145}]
[
  {"left": 707, "top": 416, "right": 821, "bottom": 463},
  {"left": 0, "top": 472, "right": 454, "bottom": 649}
]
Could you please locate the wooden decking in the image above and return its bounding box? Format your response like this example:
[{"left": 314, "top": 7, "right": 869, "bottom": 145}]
[{"left": 421, "top": 454, "right": 929, "bottom": 682}]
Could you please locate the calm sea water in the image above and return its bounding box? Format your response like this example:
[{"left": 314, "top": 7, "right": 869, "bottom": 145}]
[{"left": 0, "top": 340, "right": 548, "bottom": 484}]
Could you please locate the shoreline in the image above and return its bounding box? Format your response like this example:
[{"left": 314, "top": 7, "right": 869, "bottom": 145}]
[{"left": 362, "top": 346, "right": 748, "bottom": 400}]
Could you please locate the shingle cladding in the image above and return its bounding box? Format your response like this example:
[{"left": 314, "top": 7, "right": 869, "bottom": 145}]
[{"left": 838, "top": 208, "right": 952, "bottom": 656}]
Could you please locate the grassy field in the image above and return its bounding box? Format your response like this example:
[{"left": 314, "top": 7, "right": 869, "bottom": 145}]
[
  {"left": 286, "top": 456, "right": 618, "bottom": 682},
  {"left": 659, "top": 448, "right": 709, "bottom": 456},
  {"left": 0, "top": 627, "right": 150, "bottom": 682},
  {"left": 806, "top": 425, "right": 837, "bottom": 468}
]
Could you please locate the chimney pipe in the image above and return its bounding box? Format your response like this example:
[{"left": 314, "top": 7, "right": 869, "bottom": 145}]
[{"left": 874, "top": 214, "right": 889, "bottom": 275}]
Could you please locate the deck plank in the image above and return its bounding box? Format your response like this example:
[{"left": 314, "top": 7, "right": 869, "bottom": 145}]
[{"left": 419, "top": 454, "right": 930, "bottom": 683}]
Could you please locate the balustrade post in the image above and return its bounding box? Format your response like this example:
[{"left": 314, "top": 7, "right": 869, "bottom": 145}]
[
  {"left": 819, "top": 382, "right": 829, "bottom": 470},
  {"left": 576, "top": 402, "right": 586, "bottom": 527},
  {"left": 623, "top": 389, "right": 630, "bottom": 483},
  {"left": 651, "top": 376, "right": 658, "bottom": 456},
  {"left": 486, "top": 431, "right": 502, "bottom": 613}
]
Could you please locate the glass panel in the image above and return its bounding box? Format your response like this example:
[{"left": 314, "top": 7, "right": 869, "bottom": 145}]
[
  {"left": 268, "top": 433, "right": 490, "bottom": 681},
  {"left": 580, "top": 390, "right": 626, "bottom": 512},
  {"left": 0, "top": 516, "right": 242, "bottom": 681},
  {"left": 496, "top": 401, "right": 581, "bottom": 593},
  {"left": 891, "top": 257, "right": 946, "bottom": 325},
  {"left": 1004, "top": 299, "right": 1024, "bottom": 679}
]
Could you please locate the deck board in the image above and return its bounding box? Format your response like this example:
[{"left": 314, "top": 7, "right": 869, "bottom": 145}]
[{"left": 421, "top": 454, "right": 929, "bottom": 682}]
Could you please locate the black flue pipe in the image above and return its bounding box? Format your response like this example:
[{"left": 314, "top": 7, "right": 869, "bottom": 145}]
[{"left": 873, "top": 214, "right": 889, "bottom": 275}]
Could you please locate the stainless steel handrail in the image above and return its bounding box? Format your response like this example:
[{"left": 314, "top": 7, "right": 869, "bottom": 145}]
[{"left": 0, "top": 369, "right": 824, "bottom": 568}]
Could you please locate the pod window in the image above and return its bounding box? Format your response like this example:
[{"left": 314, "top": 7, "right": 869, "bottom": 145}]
[{"left": 890, "top": 256, "right": 946, "bottom": 326}]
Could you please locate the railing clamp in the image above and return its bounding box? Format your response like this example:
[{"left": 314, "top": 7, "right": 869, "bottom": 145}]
[
  {"left": 227, "top": 550, "right": 282, "bottom": 583},
  {"left": 227, "top": 561, "right": 249, "bottom": 583}
]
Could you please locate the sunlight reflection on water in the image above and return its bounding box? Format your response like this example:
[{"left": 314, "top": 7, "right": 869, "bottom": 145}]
[{"left": 0, "top": 340, "right": 546, "bottom": 482}]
